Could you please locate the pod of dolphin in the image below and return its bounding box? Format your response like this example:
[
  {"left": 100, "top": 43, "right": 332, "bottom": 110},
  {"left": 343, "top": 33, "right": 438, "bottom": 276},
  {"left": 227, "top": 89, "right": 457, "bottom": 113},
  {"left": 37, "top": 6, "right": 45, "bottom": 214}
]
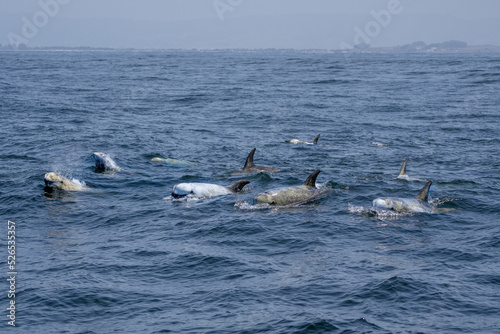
[{"left": 43, "top": 139, "right": 444, "bottom": 213}]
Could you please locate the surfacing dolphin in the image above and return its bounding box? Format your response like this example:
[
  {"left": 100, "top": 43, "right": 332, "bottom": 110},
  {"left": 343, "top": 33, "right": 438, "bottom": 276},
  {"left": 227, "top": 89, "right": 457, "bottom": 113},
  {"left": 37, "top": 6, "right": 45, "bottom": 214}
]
[
  {"left": 93, "top": 152, "right": 122, "bottom": 172},
  {"left": 397, "top": 159, "right": 408, "bottom": 179},
  {"left": 396, "top": 159, "right": 426, "bottom": 181},
  {"left": 286, "top": 134, "right": 320, "bottom": 145},
  {"left": 242, "top": 148, "right": 280, "bottom": 173},
  {"left": 372, "top": 181, "right": 435, "bottom": 213},
  {"left": 151, "top": 157, "right": 191, "bottom": 166},
  {"left": 44, "top": 172, "right": 85, "bottom": 191},
  {"left": 171, "top": 180, "right": 250, "bottom": 200},
  {"left": 254, "top": 170, "right": 328, "bottom": 206}
]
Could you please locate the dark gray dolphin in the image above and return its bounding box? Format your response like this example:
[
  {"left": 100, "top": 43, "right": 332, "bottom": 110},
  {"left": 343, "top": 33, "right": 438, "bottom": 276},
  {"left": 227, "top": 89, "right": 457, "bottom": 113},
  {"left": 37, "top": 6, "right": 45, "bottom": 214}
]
[
  {"left": 254, "top": 170, "right": 329, "bottom": 206},
  {"left": 243, "top": 148, "right": 280, "bottom": 173}
]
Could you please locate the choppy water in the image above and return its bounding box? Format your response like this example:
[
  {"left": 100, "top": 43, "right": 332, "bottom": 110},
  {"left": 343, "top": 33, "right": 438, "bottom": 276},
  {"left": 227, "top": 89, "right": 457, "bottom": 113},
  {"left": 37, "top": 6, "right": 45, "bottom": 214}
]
[{"left": 1, "top": 50, "right": 500, "bottom": 333}]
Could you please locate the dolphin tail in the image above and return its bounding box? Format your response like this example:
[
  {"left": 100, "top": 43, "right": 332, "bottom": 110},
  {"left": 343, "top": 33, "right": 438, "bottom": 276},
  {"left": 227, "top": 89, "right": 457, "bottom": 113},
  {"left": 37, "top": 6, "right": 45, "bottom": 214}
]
[
  {"left": 227, "top": 180, "right": 250, "bottom": 193},
  {"left": 243, "top": 148, "right": 256, "bottom": 170},
  {"left": 303, "top": 170, "right": 321, "bottom": 187},
  {"left": 398, "top": 159, "right": 407, "bottom": 177},
  {"left": 415, "top": 181, "right": 432, "bottom": 202},
  {"left": 313, "top": 134, "right": 320, "bottom": 144}
]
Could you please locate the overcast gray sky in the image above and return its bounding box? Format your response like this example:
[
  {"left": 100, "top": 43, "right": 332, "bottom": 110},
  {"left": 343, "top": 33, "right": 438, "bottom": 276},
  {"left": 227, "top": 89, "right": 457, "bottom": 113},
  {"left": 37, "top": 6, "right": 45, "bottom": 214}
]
[{"left": 2, "top": 0, "right": 500, "bottom": 49}]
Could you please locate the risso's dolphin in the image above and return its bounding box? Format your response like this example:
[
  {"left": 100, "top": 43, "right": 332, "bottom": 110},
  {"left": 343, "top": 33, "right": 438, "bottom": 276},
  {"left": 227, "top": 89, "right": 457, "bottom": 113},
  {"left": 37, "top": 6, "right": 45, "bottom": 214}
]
[
  {"left": 397, "top": 159, "right": 408, "bottom": 179},
  {"left": 44, "top": 172, "right": 84, "bottom": 191},
  {"left": 286, "top": 134, "right": 320, "bottom": 145},
  {"left": 372, "top": 181, "right": 435, "bottom": 213},
  {"left": 171, "top": 180, "right": 250, "bottom": 199},
  {"left": 93, "top": 152, "right": 122, "bottom": 172},
  {"left": 396, "top": 159, "right": 426, "bottom": 181},
  {"left": 242, "top": 148, "right": 280, "bottom": 173},
  {"left": 151, "top": 157, "right": 191, "bottom": 166},
  {"left": 254, "top": 170, "right": 328, "bottom": 206}
]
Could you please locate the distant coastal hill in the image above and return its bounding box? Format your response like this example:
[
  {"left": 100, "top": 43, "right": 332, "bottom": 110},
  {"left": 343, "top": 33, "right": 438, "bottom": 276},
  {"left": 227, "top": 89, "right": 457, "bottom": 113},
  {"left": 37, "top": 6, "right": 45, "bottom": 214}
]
[
  {"left": 1, "top": 40, "right": 500, "bottom": 53},
  {"left": 349, "top": 40, "right": 500, "bottom": 54}
]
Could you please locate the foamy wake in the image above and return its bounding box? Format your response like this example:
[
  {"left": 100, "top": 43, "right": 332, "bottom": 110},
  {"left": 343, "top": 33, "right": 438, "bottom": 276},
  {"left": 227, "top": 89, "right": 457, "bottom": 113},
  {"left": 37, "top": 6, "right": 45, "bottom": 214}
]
[
  {"left": 347, "top": 203, "right": 369, "bottom": 214},
  {"left": 430, "top": 197, "right": 459, "bottom": 206},
  {"left": 348, "top": 203, "right": 413, "bottom": 218},
  {"left": 71, "top": 179, "right": 87, "bottom": 189},
  {"left": 234, "top": 200, "right": 272, "bottom": 211},
  {"left": 315, "top": 182, "right": 330, "bottom": 190},
  {"left": 164, "top": 195, "right": 200, "bottom": 202},
  {"left": 163, "top": 195, "right": 222, "bottom": 206}
]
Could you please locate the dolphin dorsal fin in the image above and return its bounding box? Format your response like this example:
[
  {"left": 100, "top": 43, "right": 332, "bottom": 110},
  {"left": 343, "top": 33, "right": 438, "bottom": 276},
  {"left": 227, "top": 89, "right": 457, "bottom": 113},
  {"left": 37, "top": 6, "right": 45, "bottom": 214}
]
[
  {"left": 243, "top": 148, "right": 256, "bottom": 170},
  {"left": 313, "top": 134, "right": 320, "bottom": 144},
  {"left": 416, "top": 181, "right": 432, "bottom": 202},
  {"left": 227, "top": 180, "right": 250, "bottom": 193},
  {"left": 303, "top": 170, "right": 321, "bottom": 187},
  {"left": 398, "top": 159, "right": 407, "bottom": 176}
]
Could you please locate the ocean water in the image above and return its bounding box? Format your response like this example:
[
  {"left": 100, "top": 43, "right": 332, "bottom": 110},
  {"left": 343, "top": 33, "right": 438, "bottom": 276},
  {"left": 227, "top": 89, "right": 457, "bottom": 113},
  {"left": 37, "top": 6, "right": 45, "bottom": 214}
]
[{"left": 1, "top": 50, "right": 499, "bottom": 333}]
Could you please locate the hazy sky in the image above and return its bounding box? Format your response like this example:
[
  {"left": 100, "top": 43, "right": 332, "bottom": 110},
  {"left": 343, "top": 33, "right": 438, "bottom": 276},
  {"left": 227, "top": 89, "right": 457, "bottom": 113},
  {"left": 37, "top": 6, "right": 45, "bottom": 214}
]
[{"left": 2, "top": 0, "right": 500, "bottom": 49}]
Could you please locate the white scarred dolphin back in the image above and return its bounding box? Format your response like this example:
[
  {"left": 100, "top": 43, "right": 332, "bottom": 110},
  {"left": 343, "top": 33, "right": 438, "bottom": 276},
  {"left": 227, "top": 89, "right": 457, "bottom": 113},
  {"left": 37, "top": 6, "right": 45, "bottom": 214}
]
[
  {"left": 93, "top": 152, "right": 122, "bottom": 172},
  {"left": 172, "top": 183, "right": 230, "bottom": 199}
]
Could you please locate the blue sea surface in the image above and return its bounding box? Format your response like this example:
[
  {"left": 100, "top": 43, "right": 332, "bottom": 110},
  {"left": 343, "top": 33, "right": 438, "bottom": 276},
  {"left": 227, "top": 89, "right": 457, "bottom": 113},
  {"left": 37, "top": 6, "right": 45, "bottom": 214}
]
[{"left": 1, "top": 50, "right": 500, "bottom": 333}]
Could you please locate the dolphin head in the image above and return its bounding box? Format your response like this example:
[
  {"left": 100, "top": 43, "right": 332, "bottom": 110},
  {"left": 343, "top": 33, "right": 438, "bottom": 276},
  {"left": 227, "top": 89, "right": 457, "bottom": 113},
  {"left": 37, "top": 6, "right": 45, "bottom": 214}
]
[
  {"left": 44, "top": 172, "right": 84, "bottom": 191},
  {"left": 372, "top": 197, "right": 394, "bottom": 210},
  {"left": 44, "top": 172, "right": 65, "bottom": 187},
  {"left": 171, "top": 183, "right": 195, "bottom": 199},
  {"left": 255, "top": 191, "right": 279, "bottom": 205},
  {"left": 93, "top": 152, "right": 106, "bottom": 159},
  {"left": 93, "top": 152, "right": 108, "bottom": 162},
  {"left": 93, "top": 152, "right": 121, "bottom": 172},
  {"left": 93, "top": 152, "right": 107, "bottom": 169}
]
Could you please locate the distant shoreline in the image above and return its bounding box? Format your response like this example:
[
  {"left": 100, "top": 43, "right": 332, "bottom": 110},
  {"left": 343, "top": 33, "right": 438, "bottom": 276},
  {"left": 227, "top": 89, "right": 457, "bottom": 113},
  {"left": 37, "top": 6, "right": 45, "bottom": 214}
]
[{"left": 1, "top": 45, "right": 500, "bottom": 54}]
